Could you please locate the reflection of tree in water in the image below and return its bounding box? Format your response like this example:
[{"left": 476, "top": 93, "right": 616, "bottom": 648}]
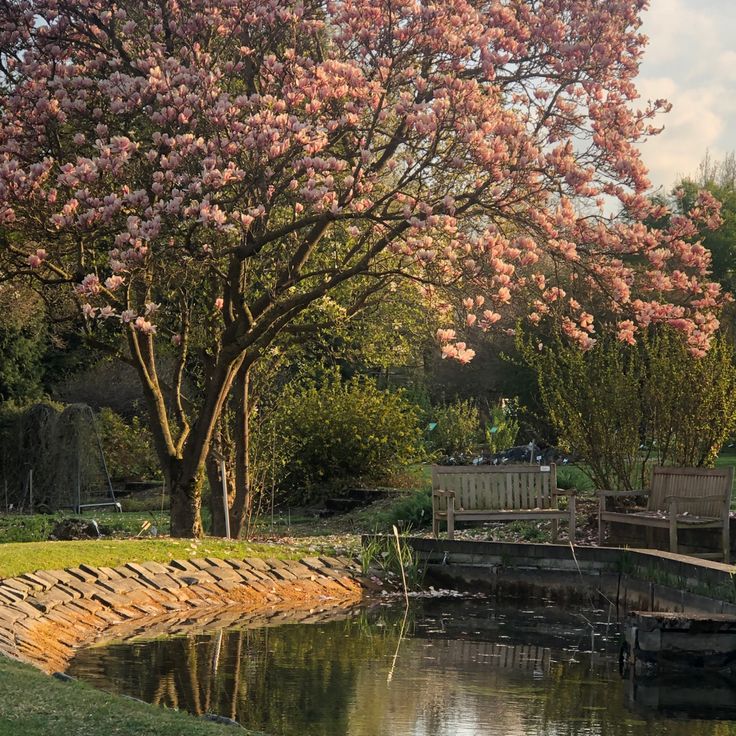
[
  {"left": 71, "top": 612, "right": 401, "bottom": 736},
  {"left": 70, "top": 607, "right": 736, "bottom": 736}
]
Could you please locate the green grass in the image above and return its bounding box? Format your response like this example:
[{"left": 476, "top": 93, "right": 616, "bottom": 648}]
[
  {"left": 0, "top": 657, "right": 257, "bottom": 736},
  {"left": 0, "top": 537, "right": 303, "bottom": 579}
]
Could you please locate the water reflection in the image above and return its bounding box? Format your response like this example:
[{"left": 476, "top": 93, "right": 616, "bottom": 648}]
[{"left": 68, "top": 600, "right": 735, "bottom": 736}]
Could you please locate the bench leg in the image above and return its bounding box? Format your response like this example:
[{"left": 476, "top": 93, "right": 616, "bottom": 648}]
[
  {"left": 668, "top": 509, "right": 678, "bottom": 555},
  {"left": 723, "top": 519, "right": 730, "bottom": 564},
  {"left": 551, "top": 518, "right": 558, "bottom": 544},
  {"left": 568, "top": 495, "right": 576, "bottom": 543},
  {"left": 432, "top": 515, "right": 439, "bottom": 539},
  {"left": 598, "top": 507, "right": 604, "bottom": 546},
  {"left": 447, "top": 503, "right": 455, "bottom": 541}
]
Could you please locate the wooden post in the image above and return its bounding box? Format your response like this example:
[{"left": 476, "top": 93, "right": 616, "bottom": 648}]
[
  {"left": 568, "top": 494, "right": 576, "bottom": 543},
  {"left": 220, "top": 459, "right": 231, "bottom": 540},
  {"left": 447, "top": 498, "right": 455, "bottom": 541},
  {"left": 723, "top": 493, "right": 731, "bottom": 564}
]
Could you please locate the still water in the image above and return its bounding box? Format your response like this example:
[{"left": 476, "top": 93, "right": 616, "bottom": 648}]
[{"left": 67, "top": 598, "right": 736, "bottom": 736}]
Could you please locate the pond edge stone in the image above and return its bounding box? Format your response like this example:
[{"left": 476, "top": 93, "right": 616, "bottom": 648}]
[{"left": 0, "top": 555, "right": 365, "bottom": 673}]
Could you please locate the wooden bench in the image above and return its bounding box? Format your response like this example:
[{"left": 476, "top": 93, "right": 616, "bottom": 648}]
[
  {"left": 598, "top": 466, "right": 734, "bottom": 562},
  {"left": 432, "top": 464, "right": 576, "bottom": 542}
]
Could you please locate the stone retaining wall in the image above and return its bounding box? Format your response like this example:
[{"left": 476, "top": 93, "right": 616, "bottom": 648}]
[
  {"left": 0, "top": 556, "right": 364, "bottom": 673},
  {"left": 403, "top": 538, "right": 736, "bottom": 614}
]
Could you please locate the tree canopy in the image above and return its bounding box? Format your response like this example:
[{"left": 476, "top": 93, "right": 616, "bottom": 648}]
[{"left": 0, "top": 0, "right": 725, "bottom": 535}]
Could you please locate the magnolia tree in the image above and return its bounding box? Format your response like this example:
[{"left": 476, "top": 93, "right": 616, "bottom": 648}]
[{"left": 0, "top": 0, "right": 724, "bottom": 536}]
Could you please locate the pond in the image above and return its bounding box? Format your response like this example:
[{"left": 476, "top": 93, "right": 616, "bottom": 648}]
[{"left": 67, "top": 597, "right": 736, "bottom": 736}]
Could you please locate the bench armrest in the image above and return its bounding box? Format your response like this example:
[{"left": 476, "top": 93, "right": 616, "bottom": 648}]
[
  {"left": 552, "top": 488, "right": 576, "bottom": 496},
  {"left": 432, "top": 490, "right": 456, "bottom": 498}
]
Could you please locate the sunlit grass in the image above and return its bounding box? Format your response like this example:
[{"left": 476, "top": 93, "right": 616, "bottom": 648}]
[{"left": 0, "top": 537, "right": 305, "bottom": 579}]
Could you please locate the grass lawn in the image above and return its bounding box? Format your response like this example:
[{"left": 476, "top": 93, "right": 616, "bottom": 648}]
[
  {"left": 0, "top": 537, "right": 308, "bottom": 579},
  {"left": 0, "top": 657, "right": 255, "bottom": 736}
]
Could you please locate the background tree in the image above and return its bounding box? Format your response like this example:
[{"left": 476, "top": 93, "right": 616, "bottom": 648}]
[
  {"left": 676, "top": 153, "right": 736, "bottom": 294},
  {"left": 0, "top": 0, "right": 725, "bottom": 536},
  {"left": 520, "top": 326, "right": 736, "bottom": 491},
  {"left": 0, "top": 284, "right": 46, "bottom": 402}
]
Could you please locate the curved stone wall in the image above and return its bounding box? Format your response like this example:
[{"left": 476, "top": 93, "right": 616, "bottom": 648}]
[{"left": 0, "top": 555, "right": 364, "bottom": 673}]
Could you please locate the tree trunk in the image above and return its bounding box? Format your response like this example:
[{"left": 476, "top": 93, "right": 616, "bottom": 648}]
[
  {"left": 231, "top": 364, "right": 252, "bottom": 538},
  {"left": 168, "top": 463, "right": 204, "bottom": 538}
]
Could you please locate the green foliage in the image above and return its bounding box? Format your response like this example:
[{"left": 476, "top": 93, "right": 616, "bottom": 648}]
[
  {"left": 484, "top": 401, "right": 520, "bottom": 453},
  {"left": 274, "top": 372, "right": 422, "bottom": 502},
  {"left": 520, "top": 326, "right": 736, "bottom": 491},
  {"left": 97, "top": 408, "right": 161, "bottom": 482},
  {"left": 556, "top": 467, "right": 595, "bottom": 494},
  {"left": 0, "top": 511, "right": 168, "bottom": 543},
  {"left": 0, "top": 323, "right": 46, "bottom": 403},
  {"left": 0, "top": 285, "right": 47, "bottom": 403},
  {"left": 0, "top": 513, "right": 58, "bottom": 543},
  {"left": 360, "top": 532, "right": 425, "bottom": 589},
  {"left": 521, "top": 331, "right": 643, "bottom": 491},
  {"left": 642, "top": 327, "right": 736, "bottom": 467},
  {"left": 356, "top": 489, "right": 433, "bottom": 532},
  {"left": 429, "top": 400, "right": 481, "bottom": 457},
  {"left": 675, "top": 163, "right": 736, "bottom": 293}
]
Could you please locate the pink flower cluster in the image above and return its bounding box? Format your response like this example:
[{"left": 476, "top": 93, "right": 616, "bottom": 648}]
[{"left": 0, "top": 0, "right": 726, "bottom": 364}]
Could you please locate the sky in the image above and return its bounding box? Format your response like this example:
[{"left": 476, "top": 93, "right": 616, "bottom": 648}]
[{"left": 636, "top": 0, "right": 736, "bottom": 192}]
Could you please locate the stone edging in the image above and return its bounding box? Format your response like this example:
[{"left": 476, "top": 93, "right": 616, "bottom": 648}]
[
  {"left": 0, "top": 556, "right": 364, "bottom": 673},
  {"left": 403, "top": 537, "right": 736, "bottom": 613}
]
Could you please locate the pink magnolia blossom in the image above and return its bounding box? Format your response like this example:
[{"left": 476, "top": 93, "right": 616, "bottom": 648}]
[
  {"left": 77, "top": 274, "right": 101, "bottom": 295},
  {"left": 27, "top": 249, "right": 46, "bottom": 268},
  {"left": 133, "top": 316, "right": 157, "bottom": 335},
  {"left": 436, "top": 328, "right": 457, "bottom": 343},
  {"left": 99, "top": 305, "right": 116, "bottom": 319},
  {"left": 0, "top": 0, "right": 728, "bottom": 540}
]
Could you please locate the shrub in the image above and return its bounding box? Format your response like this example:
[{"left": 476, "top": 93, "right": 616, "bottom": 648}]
[
  {"left": 429, "top": 400, "right": 481, "bottom": 457},
  {"left": 357, "top": 489, "right": 433, "bottom": 531},
  {"left": 97, "top": 408, "right": 161, "bottom": 482},
  {"left": 484, "top": 400, "right": 520, "bottom": 453},
  {"left": 275, "top": 372, "right": 422, "bottom": 502},
  {"left": 520, "top": 326, "right": 736, "bottom": 491}
]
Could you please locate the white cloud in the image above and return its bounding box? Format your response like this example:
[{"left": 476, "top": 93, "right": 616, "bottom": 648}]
[
  {"left": 641, "top": 0, "right": 718, "bottom": 72},
  {"left": 635, "top": 0, "right": 736, "bottom": 188},
  {"left": 636, "top": 78, "right": 725, "bottom": 187}
]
